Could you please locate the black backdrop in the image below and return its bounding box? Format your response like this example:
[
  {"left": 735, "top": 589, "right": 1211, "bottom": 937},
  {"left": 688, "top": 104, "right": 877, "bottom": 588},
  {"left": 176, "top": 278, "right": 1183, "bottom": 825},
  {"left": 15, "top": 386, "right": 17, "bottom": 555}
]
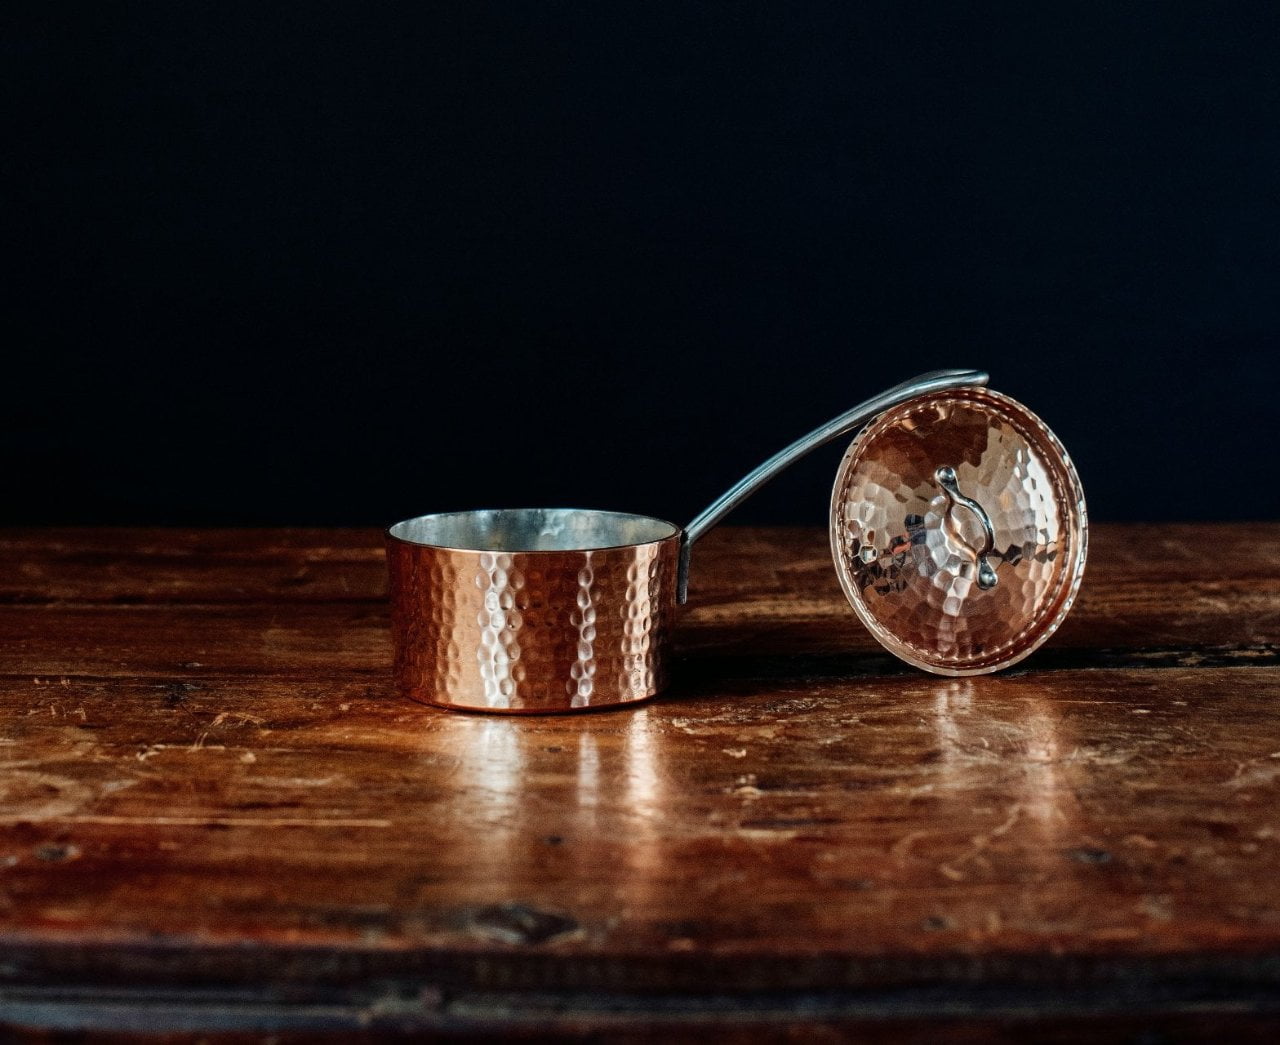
[{"left": 6, "top": 4, "right": 1279, "bottom": 526}]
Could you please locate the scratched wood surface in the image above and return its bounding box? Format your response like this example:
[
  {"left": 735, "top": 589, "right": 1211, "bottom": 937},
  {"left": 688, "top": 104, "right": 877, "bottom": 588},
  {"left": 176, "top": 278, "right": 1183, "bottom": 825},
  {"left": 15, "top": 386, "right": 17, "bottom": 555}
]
[{"left": 1, "top": 525, "right": 1279, "bottom": 1039}]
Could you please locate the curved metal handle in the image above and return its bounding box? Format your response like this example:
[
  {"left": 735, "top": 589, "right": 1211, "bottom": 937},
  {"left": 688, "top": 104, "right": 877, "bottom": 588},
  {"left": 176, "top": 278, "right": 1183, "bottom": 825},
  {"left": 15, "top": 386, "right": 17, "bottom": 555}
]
[
  {"left": 677, "top": 368, "right": 989, "bottom": 602},
  {"left": 934, "top": 465, "right": 999, "bottom": 590}
]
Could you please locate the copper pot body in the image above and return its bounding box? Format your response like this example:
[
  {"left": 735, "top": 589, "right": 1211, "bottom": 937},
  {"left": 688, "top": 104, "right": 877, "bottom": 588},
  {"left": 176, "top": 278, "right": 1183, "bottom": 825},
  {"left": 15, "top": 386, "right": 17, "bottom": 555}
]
[{"left": 387, "top": 510, "right": 681, "bottom": 713}]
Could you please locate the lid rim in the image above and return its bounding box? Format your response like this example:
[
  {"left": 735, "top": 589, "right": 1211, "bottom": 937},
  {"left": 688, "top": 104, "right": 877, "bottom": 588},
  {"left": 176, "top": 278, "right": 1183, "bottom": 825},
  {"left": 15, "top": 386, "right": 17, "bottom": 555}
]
[{"left": 829, "top": 387, "right": 1088, "bottom": 676}]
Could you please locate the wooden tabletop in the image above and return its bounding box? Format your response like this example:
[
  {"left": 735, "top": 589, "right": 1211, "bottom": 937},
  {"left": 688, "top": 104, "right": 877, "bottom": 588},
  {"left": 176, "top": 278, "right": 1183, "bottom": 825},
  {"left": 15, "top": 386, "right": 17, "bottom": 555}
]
[{"left": 1, "top": 524, "right": 1279, "bottom": 1039}]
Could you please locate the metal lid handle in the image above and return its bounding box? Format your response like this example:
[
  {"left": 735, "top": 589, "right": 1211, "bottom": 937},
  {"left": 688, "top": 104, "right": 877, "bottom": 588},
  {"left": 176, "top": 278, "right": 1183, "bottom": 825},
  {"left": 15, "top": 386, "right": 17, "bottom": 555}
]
[{"left": 934, "top": 465, "right": 999, "bottom": 590}]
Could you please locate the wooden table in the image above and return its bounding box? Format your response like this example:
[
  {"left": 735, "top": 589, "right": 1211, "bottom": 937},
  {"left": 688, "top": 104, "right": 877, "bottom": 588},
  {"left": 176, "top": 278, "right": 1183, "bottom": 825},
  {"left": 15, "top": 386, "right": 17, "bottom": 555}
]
[{"left": 1, "top": 525, "right": 1279, "bottom": 1039}]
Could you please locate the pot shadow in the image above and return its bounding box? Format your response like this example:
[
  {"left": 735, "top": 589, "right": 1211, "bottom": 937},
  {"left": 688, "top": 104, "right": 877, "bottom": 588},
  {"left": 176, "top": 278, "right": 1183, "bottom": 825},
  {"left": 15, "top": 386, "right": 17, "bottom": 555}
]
[
  {"left": 661, "top": 638, "right": 1280, "bottom": 706},
  {"left": 661, "top": 646, "right": 911, "bottom": 705}
]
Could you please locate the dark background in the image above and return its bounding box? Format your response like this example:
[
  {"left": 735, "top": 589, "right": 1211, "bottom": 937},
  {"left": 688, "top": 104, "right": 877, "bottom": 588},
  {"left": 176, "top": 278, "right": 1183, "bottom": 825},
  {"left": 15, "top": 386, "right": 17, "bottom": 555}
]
[{"left": 5, "top": 4, "right": 1278, "bottom": 527}]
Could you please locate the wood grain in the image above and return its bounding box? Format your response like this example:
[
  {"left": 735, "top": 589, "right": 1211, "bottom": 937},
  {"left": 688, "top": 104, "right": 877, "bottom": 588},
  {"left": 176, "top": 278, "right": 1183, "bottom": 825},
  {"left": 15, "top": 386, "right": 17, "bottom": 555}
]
[{"left": 1, "top": 525, "right": 1279, "bottom": 1037}]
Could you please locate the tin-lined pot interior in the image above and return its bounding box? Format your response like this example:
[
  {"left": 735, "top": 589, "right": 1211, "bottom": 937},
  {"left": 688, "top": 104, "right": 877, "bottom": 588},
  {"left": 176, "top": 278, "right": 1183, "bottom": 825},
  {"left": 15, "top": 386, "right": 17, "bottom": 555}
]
[{"left": 388, "top": 508, "right": 680, "bottom": 553}]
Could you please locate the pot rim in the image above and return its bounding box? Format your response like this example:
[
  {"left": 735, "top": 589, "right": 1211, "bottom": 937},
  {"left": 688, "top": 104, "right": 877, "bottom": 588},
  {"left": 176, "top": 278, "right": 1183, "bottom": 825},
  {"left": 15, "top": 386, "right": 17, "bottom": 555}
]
[{"left": 386, "top": 507, "right": 683, "bottom": 555}]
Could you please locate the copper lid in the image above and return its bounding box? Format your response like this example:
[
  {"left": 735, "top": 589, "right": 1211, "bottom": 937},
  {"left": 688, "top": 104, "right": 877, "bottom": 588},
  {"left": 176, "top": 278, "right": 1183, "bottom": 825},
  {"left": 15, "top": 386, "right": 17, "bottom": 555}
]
[{"left": 829, "top": 387, "right": 1087, "bottom": 675}]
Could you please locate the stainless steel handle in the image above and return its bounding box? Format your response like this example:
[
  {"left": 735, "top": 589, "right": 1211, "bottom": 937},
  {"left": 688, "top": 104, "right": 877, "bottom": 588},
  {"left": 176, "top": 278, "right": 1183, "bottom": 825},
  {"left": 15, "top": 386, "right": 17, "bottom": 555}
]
[{"left": 677, "top": 368, "right": 990, "bottom": 602}]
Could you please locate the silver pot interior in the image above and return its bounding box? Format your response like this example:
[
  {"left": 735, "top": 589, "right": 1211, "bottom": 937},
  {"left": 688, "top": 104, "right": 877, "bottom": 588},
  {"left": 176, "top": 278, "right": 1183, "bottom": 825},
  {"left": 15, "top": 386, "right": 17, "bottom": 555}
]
[{"left": 388, "top": 508, "right": 680, "bottom": 552}]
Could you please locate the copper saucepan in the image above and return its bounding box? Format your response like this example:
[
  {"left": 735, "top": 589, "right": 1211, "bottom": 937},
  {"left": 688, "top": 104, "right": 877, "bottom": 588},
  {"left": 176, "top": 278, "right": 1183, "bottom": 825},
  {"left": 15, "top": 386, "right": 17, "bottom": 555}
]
[{"left": 387, "top": 369, "right": 987, "bottom": 713}]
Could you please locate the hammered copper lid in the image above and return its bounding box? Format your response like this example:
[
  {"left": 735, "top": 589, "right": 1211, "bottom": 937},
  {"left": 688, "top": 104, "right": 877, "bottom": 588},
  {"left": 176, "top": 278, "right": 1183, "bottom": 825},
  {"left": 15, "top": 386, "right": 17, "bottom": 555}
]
[{"left": 829, "top": 387, "right": 1087, "bottom": 675}]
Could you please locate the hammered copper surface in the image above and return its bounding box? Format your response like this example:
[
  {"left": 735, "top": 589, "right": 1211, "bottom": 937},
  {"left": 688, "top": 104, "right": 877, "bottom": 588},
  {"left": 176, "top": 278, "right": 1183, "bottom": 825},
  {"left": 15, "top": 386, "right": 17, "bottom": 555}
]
[
  {"left": 387, "top": 532, "right": 680, "bottom": 712},
  {"left": 830, "top": 388, "right": 1087, "bottom": 675}
]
